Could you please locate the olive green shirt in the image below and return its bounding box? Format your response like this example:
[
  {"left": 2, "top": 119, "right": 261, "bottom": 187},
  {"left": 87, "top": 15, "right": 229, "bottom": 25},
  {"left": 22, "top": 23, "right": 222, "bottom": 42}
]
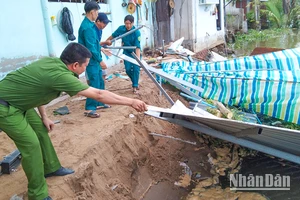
[{"left": 0, "top": 57, "right": 89, "bottom": 111}]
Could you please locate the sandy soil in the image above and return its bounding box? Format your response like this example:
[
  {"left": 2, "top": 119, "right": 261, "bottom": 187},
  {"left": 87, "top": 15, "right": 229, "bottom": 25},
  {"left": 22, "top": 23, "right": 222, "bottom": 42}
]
[{"left": 0, "top": 64, "right": 213, "bottom": 200}]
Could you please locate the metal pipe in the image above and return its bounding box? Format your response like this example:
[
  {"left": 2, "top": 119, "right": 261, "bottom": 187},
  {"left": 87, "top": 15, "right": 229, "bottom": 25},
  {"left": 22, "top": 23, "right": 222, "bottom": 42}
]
[
  {"left": 149, "top": 132, "right": 197, "bottom": 145},
  {"left": 112, "top": 53, "right": 204, "bottom": 93},
  {"left": 193, "top": 0, "right": 197, "bottom": 44},
  {"left": 145, "top": 64, "right": 204, "bottom": 92},
  {"left": 131, "top": 52, "right": 174, "bottom": 105},
  {"left": 162, "top": 39, "right": 165, "bottom": 57},
  {"left": 184, "top": 68, "right": 279, "bottom": 74},
  {"left": 111, "top": 25, "right": 144, "bottom": 43},
  {"left": 180, "top": 92, "right": 200, "bottom": 102},
  {"left": 170, "top": 80, "right": 202, "bottom": 100},
  {"left": 40, "top": 0, "right": 56, "bottom": 57},
  {"left": 159, "top": 76, "right": 162, "bottom": 96},
  {"left": 103, "top": 46, "right": 137, "bottom": 50}
]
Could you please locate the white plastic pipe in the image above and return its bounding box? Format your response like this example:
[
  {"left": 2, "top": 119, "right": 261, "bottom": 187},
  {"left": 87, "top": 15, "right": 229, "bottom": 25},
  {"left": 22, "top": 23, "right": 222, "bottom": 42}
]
[{"left": 40, "top": 0, "right": 56, "bottom": 57}]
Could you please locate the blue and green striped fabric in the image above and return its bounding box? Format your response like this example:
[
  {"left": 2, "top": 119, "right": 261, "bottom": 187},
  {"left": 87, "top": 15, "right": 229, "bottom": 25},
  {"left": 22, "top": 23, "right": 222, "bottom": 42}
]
[{"left": 160, "top": 48, "right": 300, "bottom": 124}]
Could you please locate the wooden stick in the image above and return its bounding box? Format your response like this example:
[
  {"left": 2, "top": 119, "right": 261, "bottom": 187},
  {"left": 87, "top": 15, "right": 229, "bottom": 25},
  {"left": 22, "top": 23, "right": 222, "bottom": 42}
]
[{"left": 213, "top": 101, "right": 233, "bottom": 119}]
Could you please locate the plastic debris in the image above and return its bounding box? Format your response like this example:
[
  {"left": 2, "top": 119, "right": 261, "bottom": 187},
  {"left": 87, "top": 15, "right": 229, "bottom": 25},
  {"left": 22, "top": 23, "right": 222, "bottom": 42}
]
[
  {"left": 174, "top": 162, "right": 192, "bottom": 188},
  {"left": 10, "top": 195, "right": 23, "bottom": 200},
  {"left": 53, "top": 106, "right": 69, "bottom": 115},
  {"left": 111, "top": 184, "right": 118, "bottom": 191}
]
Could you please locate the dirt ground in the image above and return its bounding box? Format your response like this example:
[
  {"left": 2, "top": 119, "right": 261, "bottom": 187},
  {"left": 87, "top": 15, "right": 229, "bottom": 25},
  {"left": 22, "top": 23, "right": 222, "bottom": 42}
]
[{"left": 0, "top": 64, "right": 214, "bottom": 200}]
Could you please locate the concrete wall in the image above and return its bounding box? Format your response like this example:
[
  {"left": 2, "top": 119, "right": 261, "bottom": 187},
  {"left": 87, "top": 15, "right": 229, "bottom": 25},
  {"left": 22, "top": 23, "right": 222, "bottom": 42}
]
[
  {"left": 0, "top": 0, "right": 226, "bottom": 78},
  {"left": 225, "top": 3, "right": 245, "bottom": 31},
  {"left": 48, "top": 1, "right": 154, "bottom": 67},
  {"left": 0, "top": 0, "right": 154, "bottom": 79},
  {"left": 171, "top": 0, "right": 225, "bottom": 52},
  {"left": 0, "top": 0, "right": 48, "bottom": 78}
]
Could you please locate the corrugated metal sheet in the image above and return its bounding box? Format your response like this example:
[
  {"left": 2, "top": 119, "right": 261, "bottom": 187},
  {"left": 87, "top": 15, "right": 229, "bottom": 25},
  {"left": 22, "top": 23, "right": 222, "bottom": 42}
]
[{"left": 146, "top": 102, "right": 300, "bottom": 164}]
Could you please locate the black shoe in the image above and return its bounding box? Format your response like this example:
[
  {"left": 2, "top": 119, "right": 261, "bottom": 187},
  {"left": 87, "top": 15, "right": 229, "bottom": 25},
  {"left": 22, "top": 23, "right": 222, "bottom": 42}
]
[
  {"left": 43, "top": 196, "right": 52, "bottom": 200},
  {"left": 45, "top": 167, "right": 74, "bottom": 178}
]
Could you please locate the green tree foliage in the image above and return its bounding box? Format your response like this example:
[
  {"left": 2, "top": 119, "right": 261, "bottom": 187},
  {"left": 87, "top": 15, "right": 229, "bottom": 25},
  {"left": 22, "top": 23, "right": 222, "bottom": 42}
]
[
  {"left": 246, "top": 0, "right": 262, "bottom": 30},
  {"left": 245, "top": 0, "right": 300, "bottom": 29},
  {"left": 264, "top": 0, "right": 284, "bottom": 27},
  {"left": 287, "top": 5, "right": 300, "bottom": 28}
]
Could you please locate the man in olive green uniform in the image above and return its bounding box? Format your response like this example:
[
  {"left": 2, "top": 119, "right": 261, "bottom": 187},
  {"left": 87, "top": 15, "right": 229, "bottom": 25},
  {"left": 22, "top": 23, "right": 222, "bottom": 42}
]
[
  {"left": 0, "top": 42, "right": 147, "bottom": 200},
  {"left": 106, "top": 15, "right": 141, "bottom": 94}
]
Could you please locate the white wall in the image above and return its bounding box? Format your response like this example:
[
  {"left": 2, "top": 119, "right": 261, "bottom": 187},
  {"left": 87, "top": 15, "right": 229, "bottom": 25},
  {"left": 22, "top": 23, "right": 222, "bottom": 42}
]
[
  {"left": 48, "top": 2, "right": 85, "bottom": 56},
  {"left": 225, "top": 3, "right": 245, "bottom": 31},
  {"left": 0, "top": 0, "right": 48, "bottom": 77},
  {"left": 171, "top": 0, "right": 225, "bottom": 52},
  {"left": 105, "top": 1, "right": 154, "bottom": 52},
  {"left": 194, "top": 1, "right": 226, "bottom": 51},
  {"left": 0, "top": 0, "right": 154, "bottom": 78},
  {"left": 49, "top": 1, "right": 154, "bottom": 66},
  {"left": 47, "top": 2, "right": 117, "bottom": 67},
  {"left": 172, "top": 0, "right": 194, "bottom": 43}
]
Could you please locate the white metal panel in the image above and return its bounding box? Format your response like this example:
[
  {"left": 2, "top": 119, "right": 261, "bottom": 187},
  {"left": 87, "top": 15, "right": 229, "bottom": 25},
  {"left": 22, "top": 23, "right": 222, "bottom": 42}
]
[{"left": 146, "top": 103, "right": 300, "bottom": 163}]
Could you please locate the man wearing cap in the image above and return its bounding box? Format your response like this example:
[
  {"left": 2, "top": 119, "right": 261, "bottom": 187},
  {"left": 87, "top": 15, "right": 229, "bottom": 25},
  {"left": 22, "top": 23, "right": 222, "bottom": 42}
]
[
  {"left": 78, "top": 1, "right": 108, "bottom": 118},
  {"left": 91, "top": 13, "right": 112, "bottom": 87},
  {"left": 95, "top": 13, "right": 112, "bottom": 46}
]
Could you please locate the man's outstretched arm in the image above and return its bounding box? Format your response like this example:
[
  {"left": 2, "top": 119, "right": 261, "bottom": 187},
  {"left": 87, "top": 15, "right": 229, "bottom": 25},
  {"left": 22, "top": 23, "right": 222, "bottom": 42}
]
[{"left": 78, "top": 87, "right": 147, "bottom": 112}]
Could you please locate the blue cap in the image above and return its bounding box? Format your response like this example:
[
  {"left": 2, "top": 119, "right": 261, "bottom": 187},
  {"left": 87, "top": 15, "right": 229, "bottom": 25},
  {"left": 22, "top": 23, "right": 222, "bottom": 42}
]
[{"left": 97, "top": 13, "right": 112, "bottom": 24}]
